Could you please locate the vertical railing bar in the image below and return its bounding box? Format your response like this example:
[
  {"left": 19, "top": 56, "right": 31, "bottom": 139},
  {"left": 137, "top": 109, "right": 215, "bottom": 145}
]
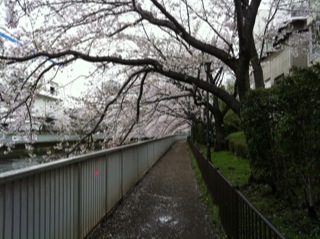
[
  {"left": 269, "top": 227, "right": 272, "bottom": 239},
  {"left": 248, "top": 205, "right": 251, "bottom": 239},
  {"left": 121, "top": 149, "right": 123, "bottom": 198},
  {"left": 78, "top": 162, "right": 82, "bottom": 239},
  {"left": 259, "top": 217, "right": 262, "bottom": 239},
  {"left": 105, "top": 154, "right": 108, "bottom": 215},
  {"left": 68, "top": 166, "right": 72, "bottom": 239},
  {"left": 0, "top": 186, "right": 2, "bottom": 239},
  {"left": 56, "top": 169, "right": 60, "bottom": 239},
  {"left": 264, "top": 222, "right": 267, "bottom": 238},
  {"left": 255, "top": 212, "right": 258, "bottom": 239},
  {"left": 244, "top": 203, "right": 247, "bottom": 239},
  {"left": 250, "top": 207, "right": 253, "bottom": 239},
  {"left": 19, "top": 179, "right": 22, "bottom": 239},
  {"left": 237, "top": 198, "right": 244, "bottom": 239}
]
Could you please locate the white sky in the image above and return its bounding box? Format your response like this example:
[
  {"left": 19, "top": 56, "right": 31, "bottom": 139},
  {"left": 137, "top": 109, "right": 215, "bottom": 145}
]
[
  {"left": 54, "top": 61, "right": 92, "bottom": 99},
  {"left": 0, "top": 3, "right": 90, "bottom": 101}
]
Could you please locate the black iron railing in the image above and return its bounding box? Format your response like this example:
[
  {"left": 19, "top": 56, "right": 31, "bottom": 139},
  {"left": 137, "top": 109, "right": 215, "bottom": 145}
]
[{"left": 188, "top": 139, "right": 286, "bottom": 239}]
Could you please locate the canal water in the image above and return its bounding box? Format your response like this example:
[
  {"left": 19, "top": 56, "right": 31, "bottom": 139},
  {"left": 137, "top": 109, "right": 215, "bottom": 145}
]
[
  {"left": 0, "top": 134, "right": 112, "bottom": 174},
  {"left": 0, "top": 156, "right": 45, "bottom": 174},
  {"left": 0, "top": 134, "right": 108, "bottom": 174}
]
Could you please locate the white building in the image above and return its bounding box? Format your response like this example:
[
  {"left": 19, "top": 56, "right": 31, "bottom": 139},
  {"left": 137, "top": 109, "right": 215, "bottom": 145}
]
[
  {"left": 31, "top": 81, "right": 63, "bottom": 131},
  {"left": 260, "top": 8, "right": 320, "bottom": 88},
  {"left": 0, "top": 81, "right": 63, "bottom": 132},
  {"left": 0, "top": 31, "right": 64, "bottom": 132},
  {"left": 32, "top": 82, "right": 61, "bottom": 119}
]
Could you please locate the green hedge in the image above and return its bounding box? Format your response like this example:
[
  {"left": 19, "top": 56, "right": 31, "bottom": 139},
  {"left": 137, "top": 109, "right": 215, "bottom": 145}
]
[
  {"left": 241, "top": 64, "right": 320, "bottom": 218},
  {"left": 226, "top": 132, "right": 249, "bottom": 159}
]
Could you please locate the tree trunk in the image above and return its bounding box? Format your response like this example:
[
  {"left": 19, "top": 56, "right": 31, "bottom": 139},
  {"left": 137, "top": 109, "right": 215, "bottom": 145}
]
[
  {"left": 210, "top": 96, "right": 227, "bottom": 151},
  {"left": 236, "top": 63, "right": 250, "bottom": 101},
  {"left": 237, "top": 31, "right": 251, "bottom": 99},
  {"left": 304, "top": 174, "right": 318, "bottom": 220},
  {"left": 251, "top": 35, "right": 265, "bottom": 89},
  {"left": 214, "top": 114, "right": 226, "bottom": 151}
]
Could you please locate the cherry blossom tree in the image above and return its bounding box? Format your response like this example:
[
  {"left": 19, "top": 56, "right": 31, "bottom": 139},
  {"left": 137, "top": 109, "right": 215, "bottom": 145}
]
[
  {"left": 56, "top": 69, "right": 197, "bottom": 154},
  {"left": 0, "top": 0, "right": 263, "bottom": 111},
  {"left": 95, "top": 74, "right": 197, "bottom": 140},
  {"left": 0, "top": 0, "right": 303, "bottom": 152}
]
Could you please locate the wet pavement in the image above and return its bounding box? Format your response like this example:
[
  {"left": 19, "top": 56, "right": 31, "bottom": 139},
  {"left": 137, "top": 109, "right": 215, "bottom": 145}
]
[{"left": 86, "top": 141, "right": 219, "bottom": 239}]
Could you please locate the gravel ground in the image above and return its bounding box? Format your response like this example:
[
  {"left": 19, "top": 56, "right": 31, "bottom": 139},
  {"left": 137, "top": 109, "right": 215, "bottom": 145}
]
[{"left": 86, "top": 141, "right": 219, "bottom": 239}]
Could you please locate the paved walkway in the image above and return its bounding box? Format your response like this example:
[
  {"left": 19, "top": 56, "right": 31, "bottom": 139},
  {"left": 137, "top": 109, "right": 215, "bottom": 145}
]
[{"left": 86, "top": 141, "right": 219, "bottom": 239}]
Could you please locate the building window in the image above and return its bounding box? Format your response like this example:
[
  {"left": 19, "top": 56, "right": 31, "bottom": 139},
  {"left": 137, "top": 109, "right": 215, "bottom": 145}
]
[
  {"left": 265, "top": 78, "right": 272, "bottom": 88},
  {"left": 50, "top": 86, "right": 55, "bottom": 95}
]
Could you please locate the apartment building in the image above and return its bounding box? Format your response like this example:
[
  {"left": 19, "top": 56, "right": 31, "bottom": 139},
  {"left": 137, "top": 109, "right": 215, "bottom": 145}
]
[
  {"left": 31, "top": 81, "right": 62, "bottom": 131},
  {"left": 0, "top": 81, "right": 62, "bottom": 132},
  {"left": 259, "top": 4, "right": 320, "bottom": 88}
]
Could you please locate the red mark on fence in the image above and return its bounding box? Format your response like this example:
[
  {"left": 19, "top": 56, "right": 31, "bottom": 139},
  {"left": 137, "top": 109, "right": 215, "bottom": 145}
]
[{"left": 95, "top": 168, "right": 99, "bottom": 176}]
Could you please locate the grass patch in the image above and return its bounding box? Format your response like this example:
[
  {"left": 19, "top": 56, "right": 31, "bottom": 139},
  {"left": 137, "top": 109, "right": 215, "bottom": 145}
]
[
  {"left": 188, "top": 146, "right": 227, "bottom": 239},
  {"left": 193, "top": 143, "right": 250, "bottom": 187},
  {"left": 212, "top": 151, "right": 250, "bottom": 187},
  {"left": 226, "top": 131, "right": 249, "bottom": 159},
  {"left": 227, "top": 131, "right": 245, "bottom": 141}
]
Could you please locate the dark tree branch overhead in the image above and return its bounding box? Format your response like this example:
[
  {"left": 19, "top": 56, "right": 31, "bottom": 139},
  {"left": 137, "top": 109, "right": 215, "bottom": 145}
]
[
  {"left": 132, "top": 0, "right": 237, "bottom": 71},
  {"left": 136, "top": 72, "right": 148, "bottom": 122},
  {"left": 143, "top": 93, "right": 192, "bottom": 105},
  {"left": 0, "top": 50, "right": 241, "bottom": 114},
  {"left": 151, "top": 68, "right": 241, "bottom": 115},
  {"left": 0, "top": 50, "right": 161, "bottom": 68}
]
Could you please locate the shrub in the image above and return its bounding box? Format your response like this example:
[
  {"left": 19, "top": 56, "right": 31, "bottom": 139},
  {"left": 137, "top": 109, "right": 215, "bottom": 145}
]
[
  {"left": 226, "top": 131, "right": 249, "bottom": 159},
  {"left": 224, "top": 110, "right": 241, "bottom": 135},
  {"left": 191, "top": 122, "right": 215, "bottom": 145},
  {"left": 241, "top": 64, "right": 320, "bottom": 219}
]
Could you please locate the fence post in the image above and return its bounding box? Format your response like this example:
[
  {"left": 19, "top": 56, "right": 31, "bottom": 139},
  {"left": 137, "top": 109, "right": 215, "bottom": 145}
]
[{"left": 233, "top": 189, "right": 240, "bottom": 239}]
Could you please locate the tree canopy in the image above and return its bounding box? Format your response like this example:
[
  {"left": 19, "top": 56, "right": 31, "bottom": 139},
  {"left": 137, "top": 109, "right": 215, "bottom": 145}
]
[{"left": 0, "top": 0, "right": 305, "bottom": 149}]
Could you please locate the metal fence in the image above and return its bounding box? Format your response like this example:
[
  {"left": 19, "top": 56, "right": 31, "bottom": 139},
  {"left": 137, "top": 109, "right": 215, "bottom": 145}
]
[
  {"left": 188, "top": 139, "right": 286, "bottom": 239},
  {"left": 0, "top": 135, "right": 186, "bottom": 239}
]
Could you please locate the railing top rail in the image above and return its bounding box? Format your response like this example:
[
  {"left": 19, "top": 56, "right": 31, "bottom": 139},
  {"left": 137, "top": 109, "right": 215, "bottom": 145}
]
[{"left": 0, "top": 134, "right": 182, "bottom": 184}]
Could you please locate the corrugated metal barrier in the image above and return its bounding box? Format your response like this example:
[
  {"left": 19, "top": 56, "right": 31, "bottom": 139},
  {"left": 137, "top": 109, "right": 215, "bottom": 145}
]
[{"left": 0, "top": 135, "right": 186, "bottom": 239}]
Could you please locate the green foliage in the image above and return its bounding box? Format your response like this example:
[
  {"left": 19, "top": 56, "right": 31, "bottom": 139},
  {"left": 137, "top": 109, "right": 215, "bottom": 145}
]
[
  {"left": 241, "top": 88, "right": 280, "bottom": 191},
  {"left": 226, "top": 131, "right": 249, "bottom": 159},
  {"left": 224, "top": 109, "right": 241, "bottom": 135},
  {"left": 191, "top": 122, "right": 206, "bottom": 144},
  {"left": 241, "top": 64, "right": 320, "bottom": 218},
  {"left": 243, "top": 185, "right": 320, "bottom": 239},
  {"left": 212, "top": 151, "right": 250, "bottom": 186},
  {"left": 190, "top": 122, "right": 214, "bottom": 146}
]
